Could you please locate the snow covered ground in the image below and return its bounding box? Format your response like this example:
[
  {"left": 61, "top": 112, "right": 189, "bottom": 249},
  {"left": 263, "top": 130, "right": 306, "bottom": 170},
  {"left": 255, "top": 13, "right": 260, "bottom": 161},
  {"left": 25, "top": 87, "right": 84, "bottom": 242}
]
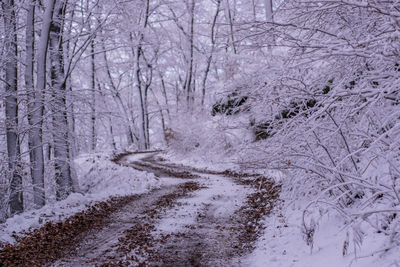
[
  {"left": 245, "top": 206, "right": 400, "bottom": 267},
  {"left": 166, "top": 153, "right": 399, "bottom": 267},
  {"left": 0, "top": 152, "right": 161, "bottom": 245}
]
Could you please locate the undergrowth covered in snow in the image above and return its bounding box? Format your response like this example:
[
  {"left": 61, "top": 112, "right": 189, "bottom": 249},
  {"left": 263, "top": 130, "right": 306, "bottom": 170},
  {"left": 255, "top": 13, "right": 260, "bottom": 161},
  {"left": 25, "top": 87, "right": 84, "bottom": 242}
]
[
  {"left": 0, "top": 152, "right": 160, "bottom": 245},
  {"left": 165, "top": 111, "right": 253, "bottom": 172}
]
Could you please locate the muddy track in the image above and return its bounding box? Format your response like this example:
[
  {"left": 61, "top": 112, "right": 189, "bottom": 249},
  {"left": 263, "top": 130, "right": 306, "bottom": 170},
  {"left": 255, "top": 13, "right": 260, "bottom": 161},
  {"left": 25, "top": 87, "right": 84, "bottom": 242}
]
[
  {"left": 53, "top": 185, "right": 185, "bottom": 266},
  {"left": 0, "top": 151, "right": 280, "bottom": 267},
  {"left": 138, "top": 153, "right": 260, "bottom": 178},
  {"left": 119, "top": 152, "right": 280, "bottom": 266}
]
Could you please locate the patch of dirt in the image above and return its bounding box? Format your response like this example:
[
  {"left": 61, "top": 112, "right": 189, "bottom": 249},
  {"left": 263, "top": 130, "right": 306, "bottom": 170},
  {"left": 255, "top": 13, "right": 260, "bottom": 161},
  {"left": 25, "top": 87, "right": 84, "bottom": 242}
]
[
  {"left": 99, "top": 181, "right": 204, "bottom": 266},
  {"left": 142, "top": 154, "right": 260, "bottom": 179},
  {"left": 111, "top": 150, "right": 163, "bottom": 163},
  {"left": 236, "top": 176, "right": 281, "bottom": 251},
  {"left": 113, "top": 151, "right": 200, "bottom": 179},
  {"left": 128, "top": 161, "right": 200, "bottom": 179}
]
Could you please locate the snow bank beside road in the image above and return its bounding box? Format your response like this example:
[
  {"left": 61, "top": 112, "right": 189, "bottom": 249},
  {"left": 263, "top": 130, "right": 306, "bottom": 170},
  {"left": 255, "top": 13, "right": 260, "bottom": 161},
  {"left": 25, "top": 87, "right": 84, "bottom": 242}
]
[
  {"left": 76, "top": 153, "right": 160, "bottom": 195},
  {"left": 0, "top": 152, "right": 160, "bottom": 245},
  {"left": 245, "top": 204, "right": 400, "bottom": 267}
]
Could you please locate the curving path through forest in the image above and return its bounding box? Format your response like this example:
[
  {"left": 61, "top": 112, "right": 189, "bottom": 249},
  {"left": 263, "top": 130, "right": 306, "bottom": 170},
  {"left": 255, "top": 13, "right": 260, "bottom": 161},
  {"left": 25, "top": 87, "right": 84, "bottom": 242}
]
[{"left": 0, "top": 151, "right": 280, "bottom": 267}]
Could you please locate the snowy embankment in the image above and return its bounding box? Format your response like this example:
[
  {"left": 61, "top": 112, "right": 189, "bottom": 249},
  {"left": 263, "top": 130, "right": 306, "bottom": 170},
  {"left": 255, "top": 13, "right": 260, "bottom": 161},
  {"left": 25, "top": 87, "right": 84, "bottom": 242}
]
[
  {"left": 244, "top": 156, "right": 400, "bottom": 267},
  {"left": 0, "top": 152, "right": 160, "bottom": 245},
  {"left": 245, "top": 205, "right": 400, "bottom": 267}
]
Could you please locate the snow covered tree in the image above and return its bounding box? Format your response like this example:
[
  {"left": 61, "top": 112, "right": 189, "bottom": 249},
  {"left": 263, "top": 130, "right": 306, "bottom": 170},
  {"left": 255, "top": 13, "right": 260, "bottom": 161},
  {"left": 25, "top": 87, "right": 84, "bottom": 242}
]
[
  {"left": 2, "top": 0, "right": 23, "bottom": 215},
  {"left": 49, "top": 0, "right": 74, "bottom": 200}
]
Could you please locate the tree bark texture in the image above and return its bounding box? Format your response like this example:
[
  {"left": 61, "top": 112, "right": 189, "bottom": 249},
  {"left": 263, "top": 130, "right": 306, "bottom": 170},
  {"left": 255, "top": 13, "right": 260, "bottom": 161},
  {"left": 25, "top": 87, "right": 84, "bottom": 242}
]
[
  {"left": 49, "top": 0, "right": 73, "bottom": 200},
  {"left": 2, "top": 0, "right": 23, "bottom": 215}
]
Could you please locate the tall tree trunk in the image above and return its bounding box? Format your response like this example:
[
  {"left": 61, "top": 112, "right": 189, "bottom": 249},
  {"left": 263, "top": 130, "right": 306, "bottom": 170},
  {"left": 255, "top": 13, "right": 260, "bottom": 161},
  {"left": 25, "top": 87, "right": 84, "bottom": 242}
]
[
  {"left": 97, "top": 82, "right": 117, "bottom": 150},
  {"left": 2, "top": 0, "right": 23, "bottom": 215},
  {"left": 159, "top": 73, "right": 171, "bottom": 122},
  {"left": 264, "top": 0, "right": 274, "bottom": 49},
  {"left": 90, "top": 37, "right": 96, "bottom": 152},
  {"left": 223, "top": 0, "right": 237, "bottom": 54},
  {"left": 184, "top": 0, "right": 195, "bottom": 108},
  {"left": 133, "top": 0, "right": 150, "bottom": 150},
  {"left": 65, "top": 6, "right": 77, "bottom": 157},
  {"left": 87, "top": 3, "right": 97, "bottom": 152},
  {"left": 49, "top": 0, "right": 73, "bottom": 200},
  {"left": 134, "top": 44, "right": 147, "bottom": 150},
  {"left": 264, "top": 0, "right": 273, "bottom": 22},
  {"left": 144, "top": 83, "right": 151, "bottom": 148},
  {"left": 251, "top": 0, "right": 256, "bottom": 20},
  {"left": 29, "top": 0, "right": 56, "bottom": 208},
  {"left": 150, "top": 88, "right": 167, "bottom": 144},
  {"left": 201, "top": 0, "right": 220, "bottom": 106},
  {"left": 26, "top": 0, "right": 46, "bottom": 208}
]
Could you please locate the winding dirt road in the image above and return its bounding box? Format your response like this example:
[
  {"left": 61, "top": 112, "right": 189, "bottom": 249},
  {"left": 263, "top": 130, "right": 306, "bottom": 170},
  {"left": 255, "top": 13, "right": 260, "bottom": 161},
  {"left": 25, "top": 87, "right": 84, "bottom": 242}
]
[{"left": 0, "top": 151, "right": 280, "bottom": 267}]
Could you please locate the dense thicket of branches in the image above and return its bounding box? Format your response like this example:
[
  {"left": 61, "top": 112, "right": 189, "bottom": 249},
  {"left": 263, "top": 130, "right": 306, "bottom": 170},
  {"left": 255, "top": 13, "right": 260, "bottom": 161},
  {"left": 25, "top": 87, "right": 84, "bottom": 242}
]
[{"left": 231, "top": 0, "right": 400, "bottom": 254}]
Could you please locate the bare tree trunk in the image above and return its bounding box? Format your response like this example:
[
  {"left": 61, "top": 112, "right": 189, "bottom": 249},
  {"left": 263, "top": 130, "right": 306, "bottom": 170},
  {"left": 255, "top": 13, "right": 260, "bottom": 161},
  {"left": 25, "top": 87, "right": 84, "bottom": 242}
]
[
  {"left": 49, "top": 0, "right": 73, "bottom": 200},
  {"left": 144, "top": 83, "right": 151, "bottom": 148},
  {"left": 201, "top": 0, "right": 220, "bottom": 106},
  {"left": 26, "top": 0, "right": 46, "bottom": 208},
  {"left": 90, "top": 37, "right": 96, "bottom": 152},
  {"left": 251, "top": 0, "right": 256, "bottom": 20},
  {"left": 264, "top": 0, "right": 274, "bottom": 49},
  {"left": 223, "top": 0, "right": 237, "bottom": 54},
  {"left": 132, "top": 0, "right": 151, "bottom": 150},
  {"left": 97, "top": 82, "right": 117, "bottom": 150},
  {"left": 264, "top": 0, "right": 273, "bottom": 22},
  {"left": 143, "top": 54, "right": 153, "bottom": 149},
  {"left": 28, "top": 0, "right": 56, "bottom": 208},
  {"left": 134, "top": 44, "right": 147, "bottom": 150},
  {"left": 2, "top": 0, "right": 23, "bottom": 215},
  {"left": 150, "top": 88, "right": 167, "bottom": 144},
  {"left": 184, "top": 0, "right": 195, "bottom": 108},
  {"left": 87, "top": 2, "right": 97, "bottom": 152},
  {"left": 64, "top": 5, "right": 77, "bottom": 159},
  {"left": 159, "top": 73, "right": 171, "bottom": 122}
]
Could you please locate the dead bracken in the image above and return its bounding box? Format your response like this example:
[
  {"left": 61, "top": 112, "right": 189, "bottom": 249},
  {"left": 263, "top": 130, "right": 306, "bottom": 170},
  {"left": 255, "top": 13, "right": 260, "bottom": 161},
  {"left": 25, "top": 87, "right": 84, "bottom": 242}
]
[{"left": 0, "top": 194, "right": 142, "bottom": 266}]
